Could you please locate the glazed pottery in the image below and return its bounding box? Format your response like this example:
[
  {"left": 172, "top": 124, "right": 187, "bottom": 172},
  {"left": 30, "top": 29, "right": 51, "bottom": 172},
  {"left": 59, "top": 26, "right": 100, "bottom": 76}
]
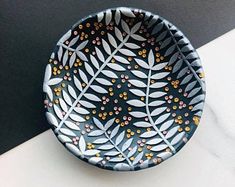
[{"left": 43, "top": 7, "right": 206, "bottom": 171}]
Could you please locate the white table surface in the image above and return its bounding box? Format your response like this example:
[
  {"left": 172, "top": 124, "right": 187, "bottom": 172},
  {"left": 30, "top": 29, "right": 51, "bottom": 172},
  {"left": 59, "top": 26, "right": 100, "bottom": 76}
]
[{"left": 1, "top": 29, "right": 235, "bottom": 187}]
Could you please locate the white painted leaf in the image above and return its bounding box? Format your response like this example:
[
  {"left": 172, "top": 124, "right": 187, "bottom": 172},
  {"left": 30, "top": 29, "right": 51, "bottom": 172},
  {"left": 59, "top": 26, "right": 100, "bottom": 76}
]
[
  {"left": 146, "top": 138, "right": 162, "bottom": 145},
  {"left": 115, "top": 27, "right": 123, "bottom": 42},
  {"left": 185, "top": 81, "right": 197, "bottom": 92},
  {"left": 68, "top": 85, "right": 77, "bottom": 99},
  {"left": 152, "top": 62, "right": 168, "bottom": 71},
  {"left": 131, "top": 70, "right": 147, "bottom": 78},
  {"left": 59, "top": 98, "right": 68, "bottom": 112},
  {"left": 157, "top": 151, "right": 172, "bottom": 160},
  {"left": 84, "top": 93, "right": 101, "bottom": 102},
  {"left": 96, "top": 78, "right": 112, "bottom": 86},
  {"left": 132, "top": 152, "right": 144, "bottom": 166},
  {"left": 114, "top": 163, "right": 131, "bottom": 171},
  {"left": 160, "top": 37, "right": 172, "bottom": 49},
  {"left": 140, "top": 131, "right": 157, "bottom": 138},
  {"left": 54, "top": 105, "right": 63, "bottom": 120},
  {"left": 73, "top": 107, "right": 89, "bottom": 115},
  {"left": 46, "top": 112, "right": 58, "bottom": 127},
  {"left": 88, "top": 130, "right": 104, "bottom": 137},
  {"left": 131, "top": 22, "right": 142, "bottom": 34},
  {"left": 110, "top": 125, "right": 120, "bottom": 139},
  {"left": 149, "top": 100, "right": 165, "bottom": 107},
  {"left": 155, "top": 113, "right": 171, "bottom": 125},
  {"left": 62, "top": 50, "right": 68, "bottom": 66},
  {"left": 124, "top": 42, "right": 140, "bottom": 49},
  {"left": 107, "top": 63, "right": 125, "bottom": 71},
  {"left": 64, "top": 121, "right": 80, "bottom": 131},
  {"left": 93, "top": 117, "right": 105, "bottom": 130},
  {"left": 128, "top": 80, "right": 147, "bottom": 88},
  {"left": 79, "top": 100, "right": 96, "bottom": 108},
  {"left": 57, "top": 134, "right": 72, "bottom": 143},
  {"left": 105, "top": 118, "right": 115, "bottom": 130},
  {"left": 192, "top": 102, "right": 204, "bottom": 111},
  {"left": 187, "top": 87, "right": 201, "bottom": 98},
  {"left": 105, "top": 9, "right": 112, "bottom": 25},
  {"left": 165, "top": 126, "right": 179, "bottom": 139},
  {"left": 189, "top": 94, "right": 205, "bottom": 105},
  {"left": 115, "top": 131, "right": 125, "bottom": 146},
  {"left": 79, "top": 135, "right": 86, "bottom": 153},
  {"left": 97, "top": 12, "right": 104, "bottom": 22},
  {"left": 160, "top": 119, "right": 174, "bottom": 131},
  {"left": 58, "top": 30, "right": 71, "bottom": 44},
  {"left": 168, "top": 52, "right": 179, "bottom": 65},
  {"left": 101, "top": 70, "right": 118, "bottom": 79},
  {"left": 151, "top": 72, "right": 170, "bottom": 80},
  {"left": 177, "top": 67, "right": 188, "bottom": 79},
  {"left": 105, "top": 151, "right": 120, "bottom": 156},
  {"left": 121, "top": 20, "right": 130, "bottom": 34},
  {"left": 171, "top": 132, "right": 185, "bottom": 145},
  {"left": 119, "top": 48, "right": 136, "bottom": 56},
  {"left": 84, "top": 62, "right": 94, "bottom": 76},
  {"left": 44, "top": 64, "right": 51, "bottom": 82},
  {"left": 129, "top": 89, "right": 145, "bottom": 97},
  {"left": 84, "top": 150, "right": 100, "bottom": 156},
  {"left": 98, "top": 144, "right": 114, "bottom": 150},
  {"left": 62, "top": 90, "right": 72, "bottom": 106},
  {"left": 129, "top": 111, "right": 147, "bottom": 118},
  {"left": 68, "top": 35, "right": 79, "bottom": 47},
  {"left": 156, "top": 31, "right": 167, "bottom": 42},
  {"left": 69, "top": 114, "right": 85, "bottom": 122},
  {"left": 107, "top": 33, "right": 117, "bottom": 48},
  {"left": 152, "top": 22, "right": 163, "bottom": 35},
  {"left": 133, "top": 121, "right": 151, "bottom": 128},
  {"left": 79, "top": 69, "right": 88, "bottom": 84},
  {"left": 151, "top": 144, "right": 168, "bottom": 152},
  {"left": 149, "top": 91, "right": 167, "bottom": 98},
  {"left": 120, "top": 7, "right": 135, "bottom": 17},
  {"left": 76, "top": 51, "right": 88, "bottom": 61},
  {"left": 121, "top": 138, "right": 133, "bottom": 152},
  {"left": 66, "top": 143, "right": 82, "bottom": 156},
  {"left": 127, "top": 146, "right": 137, "bottom": 158},
  {"left": 76, "top": 40, "right": 88, "bottom": 51},
  {"left": 127, "top": 99, "right": 145, "bottom": 107},
  {"left": 150, "top": 82, "right": 168, "bottom": 88},
  {"left": 95, "top": 47, "right": 105, "bottom": 62},
  {"left": 172, "top": 59, "right": 183, "bottom": 73},
  {"left": 57, "top": 46, "right": 63, "bottom": 61},
  {"left": 148, "top": 50, "right": 154, "bottom": 67},
  {"left": 89, "top": 157, "right": 103, "bottom": 164},
  {"left": 109, "top": 157, "right": 125, "bottom": 162},
  {"left": 93, "top": 138, "right": 108, "bottom": 144},
  {"left": 60, "top": 128, "right": 76, "bottom": 137},
  {"left": 47, "top": 78, "right": 63, "bottom": 85},
  {"left": 151, "top": 107, "right": 167, "bottom": 116},
  {"left": 131, "top": 34, "right": 146, "bottom": 41},
  {"left": 134, "top": 58, "right": 149, "bottom": 69},
  {"left": 102, "top": 39, "right": 111, "bottom": 55},
  {"left": 74, "top": 75, "right": 83, "bottom": 91},
  {"left": 90, "top": 85, "right": 108, "bottom": 94},
  {"left": 113, "top": 55, "right": 130, "bottom": 64},
  {"left": 181, "top": 74, "right": 193, "bottom": 85},
  {"left": 164, "top": 45, "right": 176, "bottom": 56},
  {"left": 90, "top": 55, "right": 100, "bottom": 69},
  {"left": 115, "top": 9, "right": 121, "bottom": 25},
  {"left": 43, "top": 85, "right": 53, "bottom": 101}
]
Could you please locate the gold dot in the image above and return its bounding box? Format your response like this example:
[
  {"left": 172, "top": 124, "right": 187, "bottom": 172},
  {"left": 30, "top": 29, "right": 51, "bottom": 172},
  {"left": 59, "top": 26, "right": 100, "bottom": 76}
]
[
  {"left": 59, "top": 65, "right": 63, "bottom": 69},
  {"left": 102, "top": 116, "right": 106, "bottom": 120},
  {"left": 54, "top": 88, "right": 58, "bottom": 92},
  {"left": 98, "top": 113, "right": 102, "bottom": 117},
  {"left": 56, "top": 92, "right": 60, "bottom": 96},
  {"left": 120, "top": 122, "right": 125, "bottom": 127},
  {"left": 53, "top": 67, "right": 57, "bottom": 71},
  {"left": 130, "top": 157, "right": 135, "bottom": 161},
  {"left": 123, "top": 96, "right": 128, "bottom": 100},
  {"left": 138, "top": 51, "right": 143, "bottom": 55},
  {"left": 128, "top": 57, "right": 132, "bottom": 61},
  {"left": 189, "top": 106, "right": 193, "bottom": 110},
  {"left": 111, "top": 59, "right": 115, "bottom": 63},
  {"left": 156, "top": 53, "right": 160, "bottom": 57},
  {"left": 134, "top": 65, "right": 139, "bottom": 69},
  {"left": 138, "top": 147, "right": 142, "bottom": 152},
  {"left": 78, "top": 62, "right": 82, "bottom": 66},
  {"left": 119, "top": 94, "right": 123, "bottom": 98},
  {"left": 164, "top": 87, "right": 169, "bottom": 91},
  {"left": 156, "top": 58, "right": 160, "bottom": 62},
  {"left": 111, "top": 79, "right": 116, "bottom": 83},
  {"left": 85, "top": 116, "right": 90, "bottom": 120},
  {"left": 160, "top": 56, "right": 164, "bottom": 60},
  {"left": 85, "top": 34, "right": 88, "bottom": 38},
  {"left": 130, "top": 132, "right": 134, "bottom": 136},
  {"left": 115, "top": 119, "right": 120, "bottom": 123},
  {"left": 199, "top": 72, "right": 205, "bottom": 78},
  {"left": 65, "top": 66, "right": 69, "bottom": 70},
  {"left": 109, "top": 87, "right": 113, "bottom": 92},
  {"left": 185, "top": 126, "right": 190, "bottom": 132},
  {"left": 74, "top": 63, "right": 78, "bottom": 67},
  {"left": 53, "top": 70, "right": 57, "bottom": 75},
  {"left": 79, "top": 24, "right": 83, "bottom": 29},
  {"left": 103, "top": 112, "right": 107, "bottom": 116},
  {"left": 143, "top": 49, "right": 147, "bottom": 53},
  {"left": 140, "top": 97, "right": 145, "bottom": 101},
  {"left": 85, "top": 48, "right": 89, "bottom": 53},
  {"left": 109, "top": 111, "right": 113, "bottom": 116},
  {"left": 126, "top": 134, "right": 131, "bottom": 138},
  {"left": 178, "top": 127, "right": 183, "bottom": 132},
  {"left": 128, "top": 107, "right": 132, "bottom": 111},
  {"left": 76, "top": 59, "right": 80, "bottom": 62},
  {"left": 54, "top": 99, "right": 59, "bottom": 104},
  {"left": 137, "top": 129, "right": 141, "bottom": 134},
  {"left": 147, "top": 128, "right": 151, "bottom": 131},
  {"left": 61, "top": 83, "right": 66, "bottom": 88},
  {"left": 173, "top": 105, "right": 177, "bottom": 110},
  {"left": 174, "top": 98, "right": 179, "bottom": 102},
  {"left": 110, "top": 92, "right": 114, "bottom": 96},
  {"left": 86, "top": 23, "right": 90, "bottom": 27},
  {"left": 92, "top": 110, "right": 96, "bottom": 114},
  {"left": 82, "top": 83, "right": 86, "bottom": 87},
  {"left": 142, "top": 54, "right": 146, "bottom": 58},
  {"left": 177, "top": 115, "right": 182, "bottom": 120},
  {"left": 57, "top": 70, "right": 61, "bottom": 74}
]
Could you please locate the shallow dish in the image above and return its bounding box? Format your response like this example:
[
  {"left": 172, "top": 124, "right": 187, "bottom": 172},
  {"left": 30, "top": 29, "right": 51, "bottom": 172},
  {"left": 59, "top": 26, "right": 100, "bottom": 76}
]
[{"left": 43, "top": 7, "right": 206, "bottom": 171}]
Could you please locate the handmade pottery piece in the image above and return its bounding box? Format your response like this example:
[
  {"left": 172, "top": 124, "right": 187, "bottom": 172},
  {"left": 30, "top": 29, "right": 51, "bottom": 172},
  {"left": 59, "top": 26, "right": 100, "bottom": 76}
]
[{"left": 43, "top": 7, "right": 206, "bottom": 171}]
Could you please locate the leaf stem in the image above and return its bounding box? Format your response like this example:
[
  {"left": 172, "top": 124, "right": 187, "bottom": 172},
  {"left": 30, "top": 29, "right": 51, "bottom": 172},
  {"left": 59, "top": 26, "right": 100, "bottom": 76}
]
[
  {"left": 58, "top": 43, "right": 75, "bottom": 52},
  {"left": 145, "top": 69, "right": 176, "bottom": 153},
  {"left": 165, "top": 24, "right": 205, "bottom": 91},
  {"left": 104, "top": 132, "right": 134, "bottom": 168},
  {"left": 55, "top": 35, "right": 130, "bottom": 133}
]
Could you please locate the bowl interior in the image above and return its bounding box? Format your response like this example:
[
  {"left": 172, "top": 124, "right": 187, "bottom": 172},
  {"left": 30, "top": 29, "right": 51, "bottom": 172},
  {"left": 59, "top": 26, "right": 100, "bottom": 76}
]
[{"left": 43, "top": 7, "right": 205, "bottom": 171}]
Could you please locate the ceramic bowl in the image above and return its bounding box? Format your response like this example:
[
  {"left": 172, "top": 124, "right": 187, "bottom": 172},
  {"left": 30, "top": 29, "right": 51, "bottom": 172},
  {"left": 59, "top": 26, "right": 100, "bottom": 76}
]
[{"left": 43, "top": 7, "right": 206, "bottom": 171}]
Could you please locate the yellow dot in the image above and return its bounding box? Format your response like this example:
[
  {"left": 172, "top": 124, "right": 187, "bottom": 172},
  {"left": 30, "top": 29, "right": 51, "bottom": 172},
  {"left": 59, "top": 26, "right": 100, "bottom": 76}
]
[
  {"left": 138, "top": 147, "right": 142, "bottom": 152},
  {"left": 92, "top": 110, "right": 96, "bottom": 114},
  {"left": 126, "top": 134, "right": 131, "bottom": 138},
  {"left": 57, "top": 70, "right": 61, "bottom": 74},
  {"left": 76, "top": 59, "right": 80, "bottom": 62},
  {"left": 178, "top": 120, "right": 183, "bottom": 124},
  {"left": 134, "top": 65, "right": 139, "bottom": 69},
  {"left": 65, "top": 66, "right": 69, "bottom": 70},
  {"left": 79, "top": 24, "right": 83, "bottom": 29},
  {"left": 177, "top": 115, "right": 182, "bottom": 120},
  {"left": 147, "top": 128, "right": 151, "bottom": 131},
  {"left": 185, "top": 126, "right": 190, "bottom": 132},
  {"left": 127, "top": 129, "right": 131, "bottom": 133},
  {"left": 74, "top": 63, "right": 78, "bottom": 67},
  {"left": 111, "top": 59, "right": 115, "bottom": 63},
  {"left": 56, "top": 92, "right": 60, "bottom": 96},
  {"left": 128, "top": 107, "right": 132, "bottom": 111},
  {"left": 174, "top": 98, "right": 179, "bottom": 102},
  {"left": 189, "top": 106, "right": 193, "bottom": 110},
  {"left": 59, "top": 65, "right": 63, "bottom": 69},
  {"left": 137, "top": 129, "right": 141, "bottom": 134},
  {"left": 130, "top": 157, "right": 135, "bottom": 161},
  {"left": 54, "top": 99, "right": 59, "bottom": 104},
  {"left": 85, "top": 34, "right": 88, "bottom": 38},
  {"left": 168, "top": 66, "right": 172, "bottom": 71},
  {"left": 57, "top": 87, "right": 61, "bottom": 92},
  {"left": 123, "top": 92, "right": 127, "bottom": 96},
  {"left": 54, "top": 88, "right": 58, "bottom": 92},
  {"left": 130, "top": 132, "right": 134, "bottom": 136},
  {"left": 98, "top": 113, "right": 102, "bottom": 117},
  {"left": 85, "top": 116, "right": 90, "bottom": 120},
  {"left": 110, "top": 92, "right": 114, "bottom": 96},
  {"left": 111, "top": 79, "right": 116, "bottom": 83},
  {"left": 178, "top": 127, "right": 183, "bottom": 132},
  {"left": 102, "top": 116, "right": 106, "bottom": 120},
  {"left": 96, "top": 153, "right": 100, "bottom": 157},
  {"left": 120, "top": 122, "right": 125, "bottom": 127},
  {"left": 138, "top": 51, "right": 143, "bottom": 55},
  {"left": 199, "top": 72, "right": 205, "bottom": 78},
  {"left": 123, "top": 96, "right": 128, "bottom": 100},
  {"left": 85, "top": 48, "right": 89, "bottom": 53},
  {"left": 119, "top": 94, "right": 123, "bottom": 98},
  {"left": 140, "top": 97, "right": 145, "bottom": 101},
  {"left": 53, "top": 72, "right": 57, "bottom": 76},
  {"left": 156, "top": 53, "right": 160, "bottom": 57},
  {"left": 103, "top": 112, "right": 107, "bottom": 116},
  {"left": 61, "top": 83, "right": 66, "bottom": 88},
  {"left": 164, "top": 87, "right": 169, "bottom": 91},
  {"left": 109, "top": 87, "right": 113, "bottom": 92},
  {"left": 156, "top": 58, "right": 160, "bottom": 62},
  {"left": 142, "top": 54, "right": 146, "bottom": 58},
  {"left": 109, "top": 111, "right": 113, "bottom": 116},
  {"left": 143, "top": 49, "right": 147, "bottom": 53},
  {"left": 173, "top": 105, "right": 177, "bottom": 110},
  {"left": 115, "top": 119, "right": 120, "bottom": 123},
  {"left": 53, "top": 67, "right": 57, "bottom": 71},
  {"left": 82, "top": 83, "right": 86, "bottom": 87}
]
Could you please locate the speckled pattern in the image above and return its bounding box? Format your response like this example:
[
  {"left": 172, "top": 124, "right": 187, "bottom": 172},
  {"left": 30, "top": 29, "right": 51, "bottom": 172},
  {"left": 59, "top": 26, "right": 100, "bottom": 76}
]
[{"left": 43, "top": 7, "right": 206, "bottom": 171}]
